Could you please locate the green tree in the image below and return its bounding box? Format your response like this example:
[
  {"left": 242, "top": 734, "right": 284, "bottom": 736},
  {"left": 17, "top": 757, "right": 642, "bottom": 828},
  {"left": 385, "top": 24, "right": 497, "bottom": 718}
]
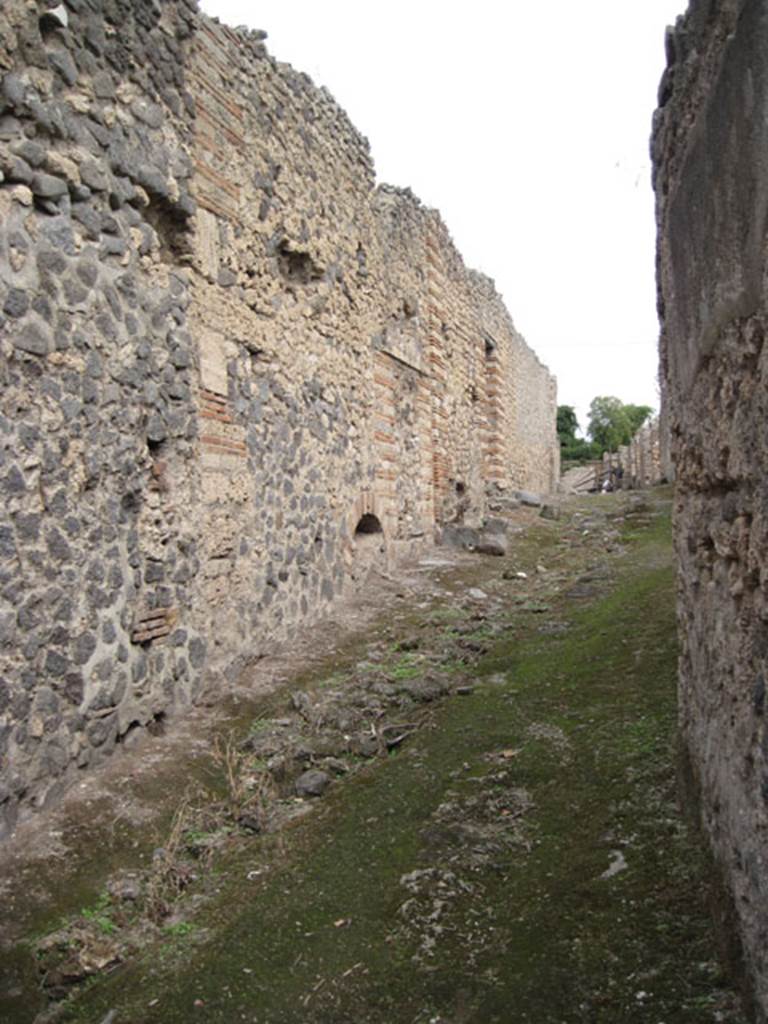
[
  {"left": 625, "top": 403, "right": 654, "bottom": 436},
  {"left": 557, "top": 404, "right": 599, "bottom": 463},
  {"left": 587, "top": 396, "right": 654, "bottom": 454},
  {"left": 562, "top": 438, "right": 600, "bottom": 462},
  {"left": 556, "top": 405, "right": 579, "bottom": 446}
]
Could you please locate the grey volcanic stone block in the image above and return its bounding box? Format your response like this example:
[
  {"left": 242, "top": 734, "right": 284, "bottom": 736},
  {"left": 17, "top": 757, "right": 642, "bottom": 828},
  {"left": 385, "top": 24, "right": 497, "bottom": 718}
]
[
  {"left": 92, "top": 70, "right": 115, "bottom": 99},
  {"left": 31, "top": 173, "right": 68, "bottom": 199},
  {"left": 72, "top": 202, "right": 101, "bottom": 238},
  {"left": 3, "top": 289, "right": 29, "bottom": 319},
  {"left": 13, "top": 322, "right": 52, "bottom": 356},
  {"left": 131, "top": 100, "right": 164, "bottom": 129},
  {"left": 3, "top": 155, "right": 32, "bottom": 184},
  {"left": 2, "top": 73, "right": 26, "bottom": 107},
  {"left": 13, "top": 140, "right": 45, "bottom": 167},
  {"left": 80, "top": 159, "right": 109, "bottom": 191},
  {"left": 48, "top": 49, "right": 78, "bottom": 87}
]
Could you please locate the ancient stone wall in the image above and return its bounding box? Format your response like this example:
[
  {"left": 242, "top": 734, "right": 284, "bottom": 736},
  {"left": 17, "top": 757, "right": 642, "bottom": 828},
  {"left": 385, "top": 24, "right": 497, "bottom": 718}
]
[
  {"left": 654, "top": 1, "right": 768, "bottom": 1014},
  {"left": 601, "top": 417, "right": 665, "bottom": 490},
  {"left": 0, "top": 0, "right": 558, "bottom": 837}
]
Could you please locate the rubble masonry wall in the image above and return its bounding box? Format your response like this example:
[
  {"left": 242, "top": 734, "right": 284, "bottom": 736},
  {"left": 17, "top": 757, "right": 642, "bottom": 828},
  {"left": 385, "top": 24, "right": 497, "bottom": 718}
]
[{"left": 0, "top": 0, "right": 558, "bottom": 837}]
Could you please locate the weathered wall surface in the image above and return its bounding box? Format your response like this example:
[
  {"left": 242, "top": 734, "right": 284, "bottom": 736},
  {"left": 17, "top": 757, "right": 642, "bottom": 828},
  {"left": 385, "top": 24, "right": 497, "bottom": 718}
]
[
  {"left": 0, "top": 0, "right": 558, "bottom": 838},
  {"left": 601, "top": 417, "right": 666, "bottom": 490},
  {"left": 654, "top": 1, "right": 768, "bottom": 1014}
]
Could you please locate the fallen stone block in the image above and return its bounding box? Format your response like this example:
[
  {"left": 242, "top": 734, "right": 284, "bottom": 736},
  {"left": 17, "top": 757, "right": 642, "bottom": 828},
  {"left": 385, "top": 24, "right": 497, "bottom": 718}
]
[
  {"left": 295, "top": 769, "right": 331, "bottom": 798},
  {"left": 515, "top": 490, "right": 542, "bottom": 508},
  {"left": 474, "top": 533, "right": 507, "bottom": 556},
  {"left": 442, "top": 521, "right": 508, "bottom": 556},
  {"left": 440, "top": 524, "right": 480, "bottom": 550}
]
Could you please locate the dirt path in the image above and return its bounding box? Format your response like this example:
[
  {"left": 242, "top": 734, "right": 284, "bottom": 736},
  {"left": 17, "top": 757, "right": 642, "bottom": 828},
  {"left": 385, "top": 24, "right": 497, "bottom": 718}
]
[{"left": 1, "top": 490, "right": 750, "bottom": 1023}]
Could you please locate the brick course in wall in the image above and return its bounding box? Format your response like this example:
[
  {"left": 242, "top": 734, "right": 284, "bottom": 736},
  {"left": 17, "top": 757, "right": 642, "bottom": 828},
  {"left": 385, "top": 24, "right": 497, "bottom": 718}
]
[{"left": 0, "top": 0, "right": 558, "bottom": 838}]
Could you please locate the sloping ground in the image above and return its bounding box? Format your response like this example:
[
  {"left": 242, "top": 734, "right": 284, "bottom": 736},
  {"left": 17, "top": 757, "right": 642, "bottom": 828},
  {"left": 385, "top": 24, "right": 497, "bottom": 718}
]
[{"left": 0, "top": 491, "right": 750, "bottom": 1023}]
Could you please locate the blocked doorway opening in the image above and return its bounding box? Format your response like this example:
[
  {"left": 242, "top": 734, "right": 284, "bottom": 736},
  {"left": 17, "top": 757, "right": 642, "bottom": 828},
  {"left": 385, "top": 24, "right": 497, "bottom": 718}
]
[
  {"left": 349, "top": 512, "right": 386, "bottom": 583},
  {"left": 354, "top": 513, "right": 383, "bottom": 540},
  {"left": 356, "top": 512, "right": 382, "bottom": 536}
]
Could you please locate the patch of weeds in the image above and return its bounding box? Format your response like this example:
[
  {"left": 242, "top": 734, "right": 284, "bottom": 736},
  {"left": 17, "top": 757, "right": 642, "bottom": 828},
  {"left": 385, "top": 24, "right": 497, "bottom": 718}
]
[
  {"left": 516, "top": 600, "right": 550, "bottom": 613},
  {"left": 463, "top": 626, "right": 495, "bottom": 643},
  {"left": 687, "top": 992, "right": 719, "bottom": 1009},
  {"left": 213, "top": 733, "right": 253, "bottom": 820},
  {"left": 421, "top": 607, "right": 463, "bottom": 625},
  {"left": 390, "top": 663, "right": 421, "bottom": 682},
  {"left": 247, "top": 717, "right": 272, "bottom": 737},
  {"left": 211, "top": 732, "right": 278, "bottom": 838},
  {"left": 80, "top": 891, "right": 117, "bottom": 936},
  {"left": 144, "top": 791, "right": 202, "bottom": 922},
  {"left": 317, "top": 669, "right": 353, "bottom": 690},
  {"left": 387, "top": 653, "right": 423, "bottom": 681},
  {"left": 33, "top": 888, "right": 129, "bottom": 1004},
  {"left": 621, "top": 530, "right": 645, "bottom": 544},
  {"left": 182, "top": 823, "right": 234, "bottom": 862},
  {"left": 621, "top": 715, "right": 664, "bottom": 758},
  {"left": 183, "top": 827, "right": 218, "bottom": 845},
  {"left": 163, "top": 922, "right": 196, "bottom": 938},
  {"left": 438, "top": 656, "right": 466, "bottom": 675}
]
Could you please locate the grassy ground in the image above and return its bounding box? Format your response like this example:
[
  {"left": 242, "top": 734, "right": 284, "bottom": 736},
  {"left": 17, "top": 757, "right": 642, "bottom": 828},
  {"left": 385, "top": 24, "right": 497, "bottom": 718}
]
[{"left": 3, "top": 492, "right": 750, "bottom": 1023}]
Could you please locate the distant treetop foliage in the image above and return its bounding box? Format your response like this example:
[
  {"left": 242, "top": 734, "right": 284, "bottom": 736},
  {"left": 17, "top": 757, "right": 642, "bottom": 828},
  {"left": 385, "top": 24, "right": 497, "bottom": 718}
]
[{"left": 557, "top": 398, "right": 654, "bottom": 462}]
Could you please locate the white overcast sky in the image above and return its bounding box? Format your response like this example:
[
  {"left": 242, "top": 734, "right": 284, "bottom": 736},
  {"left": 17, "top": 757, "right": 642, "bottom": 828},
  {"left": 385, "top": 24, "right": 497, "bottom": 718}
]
[{"left": 201, "top": 0, "right": 688, "bottom": 435}]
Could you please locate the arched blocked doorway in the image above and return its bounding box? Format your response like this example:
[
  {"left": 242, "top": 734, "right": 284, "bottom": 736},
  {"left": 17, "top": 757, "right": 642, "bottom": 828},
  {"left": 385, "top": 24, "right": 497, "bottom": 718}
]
[
  {"left": 344, "top": 492, "right": 389, "bottom": 583},
  {"left": 354, "top": 512, "right": 384, "bottom": 540}
]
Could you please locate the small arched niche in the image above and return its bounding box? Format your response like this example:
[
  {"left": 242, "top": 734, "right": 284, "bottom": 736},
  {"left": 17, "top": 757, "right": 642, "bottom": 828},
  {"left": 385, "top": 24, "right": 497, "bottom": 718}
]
[
  {"left": 347, "top": 508, "right": 386, "bottom": 584},
  {"left": 354, "top": 513, "right": 383, "bottom": 539}
]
